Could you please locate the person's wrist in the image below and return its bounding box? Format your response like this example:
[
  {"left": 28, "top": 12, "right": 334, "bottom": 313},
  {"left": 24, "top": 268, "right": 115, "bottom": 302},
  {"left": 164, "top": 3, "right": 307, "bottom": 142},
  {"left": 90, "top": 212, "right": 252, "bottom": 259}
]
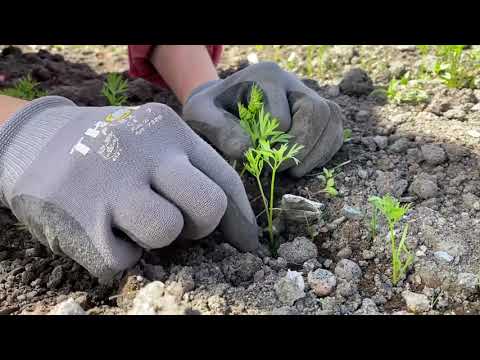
[{"left": 0, "top": 96, "right": 76, "bottom": 207}]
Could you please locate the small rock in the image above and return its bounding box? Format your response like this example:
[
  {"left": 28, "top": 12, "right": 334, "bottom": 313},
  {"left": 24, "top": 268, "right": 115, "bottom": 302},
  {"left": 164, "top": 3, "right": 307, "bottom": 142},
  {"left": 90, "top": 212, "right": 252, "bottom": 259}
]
[
  {"left": 339, "top": 68, "right": 374, "bottom": 96},
  {"left": 389, "top": 138, "right": 411, "bottom": 153},
  {"left": 323, "top": 259, "right": 333, "bottom": 268},
  {"left": 307, "top": 269, "right": 336, "bottom": 297},
  {"left": 355, "top": 110, "right": 370, "bottom": 122},
  {"left": 409, "top": 175, "right": 439, "bottom": 199},
  {"left": 303, "top": 258, "right": 321, "bottom": 273},
  {"left": 373, "top": 136, "right": 388, "bottom": 150},
  {"left": 354, "top": 298, "right": 380, "bottom": 315},
  {"left": 47, "top": 265, "right": 63, "bottom": 289},
  {"left": 278, "top": 237, "right": 318, "bottom": 265},
  {"left": 271, "top": 306, "right": 299, "bottom": 315},
  {"left": 334, "top": 259, "right": 362, "bottom": 282},
  {"left": 389, "top": 61, "right": 407, "bottom": 78},
  {"left": 336, "top": 247, "right": 352, "bottom": 259},
  {"left": 326, "top": 85, "right": 340, "bottom": 97},
  {"left": 247, "top": 53, "right": 259, "bottom": 64},
  {"left": 456, "top": 272, "right": 479, "bottom": 296},
  {"left": 471, "top": 102, "right": 480, "bottom": 112},
  {"left": 274, "top": 270, "right": 306, "bottom": 306},
  {"left": 129, "top": 281, "right": 190, "bottom": 315},
  {"left": 342, "top": 206, "right": 363, "bottom": 220},
  {"left": 253, "top": 270, "right": 265, "bottom": 282},
  {"left": 402, "top": 290, "right": 430, "bottom": 313},
  {"left": 443, "top": 143, "right": 468, "bottom": 162},
  {"left": 397, "top": 45, "right": 416, "bottom": 51},
  {"left": 433, "top": 251, "right": 453, "bottom": 263},
  {"left": 49, "top": 298, "right": 86, "bottom": 315},
  {"left": 357, "top": 168, "right": 368, "bottom": 179},
  {"left": 362, "top": 250, "right": 376, "bottom": 260},
  {"left": 444, "top": 108, "right": 466, "bottom": 120},
  {"left": 421, "top": 144, "right": 447, "bottom": 166},
  {"left": 376, "top": 171, "right": 409, "bottom": 198},
  {"left": 221, "top": 253, "right": 263, "bottom": 286},
  {"left": 280, "top": 194, "right": 324, "bottom": 224},
  {"left": 463, "top": 193, "right": 480, "bottom": 211},
  {"left": 467, "top": 129, "right": 480, "bottom": 138}
]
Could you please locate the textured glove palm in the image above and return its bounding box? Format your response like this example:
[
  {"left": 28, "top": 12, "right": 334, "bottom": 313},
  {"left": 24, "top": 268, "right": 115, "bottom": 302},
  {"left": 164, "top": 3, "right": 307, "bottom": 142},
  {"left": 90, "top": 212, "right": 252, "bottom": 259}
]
[{"left": 0, "top": 97, "right": 258, "bottom": 282}]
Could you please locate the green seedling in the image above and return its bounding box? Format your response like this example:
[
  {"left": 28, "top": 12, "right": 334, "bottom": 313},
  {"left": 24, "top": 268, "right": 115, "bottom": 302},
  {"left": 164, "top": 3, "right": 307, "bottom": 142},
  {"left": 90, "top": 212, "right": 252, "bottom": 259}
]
[
  {"left": 102, "top": 73, "right": 128, "bottom": 106},
  {"left": 245, "top": 141, "right": 303, "bottom": 254},
  {"left": 387, "top": 74, "right": 429, "bottom": 105},
  {"left": 434, "top": 45, "right": 475, "bottom": 89},
  {"left": 322, "top": 167, "right": 338, "bottom": 197},
  {"left": 343, "top": 128, "right": 352, "bottom": 143},
  {"left": 369, "top": 194, "right": 413, "bottom": 285},
  {"left": 0, "top": 74, "right": 47, "bottom": 100},
  {"left": 239, "top": 85, "right": 303, "bottom": 253}
]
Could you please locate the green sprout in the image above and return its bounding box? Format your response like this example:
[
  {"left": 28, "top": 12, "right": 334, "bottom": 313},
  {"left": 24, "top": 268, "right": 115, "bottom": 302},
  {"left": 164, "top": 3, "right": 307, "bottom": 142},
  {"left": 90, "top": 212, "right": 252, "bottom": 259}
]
[
  {"left": 387, "top": 74, "right": 429, "bottom": 105},
  {"left": 320, "top": 168, "right": 338, "bottom": 197},
  {"left": 343, "top": 128, "right": 352, "bottom": 143},
  {"left": 369, "top": 194, "right": 414, "bottom": 285},
  {"left": 434, "top": 45, "right": 474, "bottom": 89},
  {"left": 239, "top": 85, "right": 303, "bottom": 254},
  {"left": 0, "top": 74, "right": 47, "bottom": 100},
  {"left": 245, "top": 142, "right": 303, "bottom": 253},
  {"left": 102, "top": 73, "right": 128, "bottom": 106}
]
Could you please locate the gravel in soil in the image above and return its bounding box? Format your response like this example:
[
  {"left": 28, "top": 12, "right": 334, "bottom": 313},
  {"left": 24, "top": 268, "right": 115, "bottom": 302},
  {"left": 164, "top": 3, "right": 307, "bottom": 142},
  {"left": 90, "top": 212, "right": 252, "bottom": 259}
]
[{"left": 1, "top": 45, "right": 480, "bottom": 315}]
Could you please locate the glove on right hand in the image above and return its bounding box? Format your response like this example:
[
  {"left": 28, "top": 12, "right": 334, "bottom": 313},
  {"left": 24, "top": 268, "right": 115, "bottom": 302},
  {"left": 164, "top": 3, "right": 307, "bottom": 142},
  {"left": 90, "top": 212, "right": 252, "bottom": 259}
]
[{"left": 0, "top": 97, "right": 258, "bottom": 282}]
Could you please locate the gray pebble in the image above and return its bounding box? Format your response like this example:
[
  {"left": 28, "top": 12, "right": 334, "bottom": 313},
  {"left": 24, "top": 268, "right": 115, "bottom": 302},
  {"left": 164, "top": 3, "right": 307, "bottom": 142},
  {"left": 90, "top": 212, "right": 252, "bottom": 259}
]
[
  {"left": 339, "top": 68, "right": 374, "bottom": 96},
  {"left": 335, "top": 259, "right": 362, "bottom": 281},
  {"left": 409, "top": 175, "right": 439, "bottom": 199},
  {"left": 433, "top": 251, "right": 453, "bottom": 263},
  {"left": 49, "top": 298, "right": 86, "bottom": 315},
  {"left": 421, "top": 144, "right": 447, "bottom": 166},
  {"left": 402, "top": 290, "right": 430, "bottom": 313},
  {"left": 278, "top": 237, "right": 318, "bottom": 265},
  {"left": 274, "top": 270, "right": 306, "bottom": 306},
  {"left": 342, "top": 206, "right": 364, "bottom": 220},
  {"left": 373, "top": 135, "right": 388, "bottom": 150},
  {"left": 307, "top": 269, "right": 336, "bottom": 297}
]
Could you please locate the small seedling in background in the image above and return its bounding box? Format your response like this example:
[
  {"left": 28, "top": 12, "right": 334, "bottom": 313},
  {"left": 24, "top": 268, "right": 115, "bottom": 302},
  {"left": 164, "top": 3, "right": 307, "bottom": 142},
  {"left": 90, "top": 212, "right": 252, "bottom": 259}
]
[
  {"left": 434, "top": 45, "right": 474, "bottom": 89},
  {"left": 102, "top": 73, "right": 128, "bottom": 106},
  {"left": 239, "top": 85, "right": 304, "bottom": 254},
  {"left": 0, "top": 74, "right": 47, "bottom": 100},
  {"left": 387, "top": 74, "right": 429, "bottom": 105},
  {"left": 343, "top": 128, "right": 352, "bottom": 143},
  {"left": 369, "top": 194, "right": 413, "bottom": 285},
  {"left": 321, "top": 167, "right": 338, "bottom": 197}
]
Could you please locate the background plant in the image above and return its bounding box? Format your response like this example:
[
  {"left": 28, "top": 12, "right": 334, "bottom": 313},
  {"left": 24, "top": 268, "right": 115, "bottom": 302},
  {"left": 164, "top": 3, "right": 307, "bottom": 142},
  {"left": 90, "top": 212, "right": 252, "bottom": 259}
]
[
  {"left": 102, "top": 73, "right": 128, "bottom": 106},
  {"left": 0, "top": 74, "right": 47, "bottom": 100},
  {"left": 369, "top": 194, "right": 413, "bottom": 285}
]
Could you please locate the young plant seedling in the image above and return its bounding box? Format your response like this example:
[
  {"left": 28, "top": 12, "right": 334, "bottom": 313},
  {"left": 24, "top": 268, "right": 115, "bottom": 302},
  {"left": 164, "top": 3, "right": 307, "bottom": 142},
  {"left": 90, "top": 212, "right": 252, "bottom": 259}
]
[
  {"left": 343, "top": 128, "right": 352, "bottom": 143},
  {"left": 321, "top": 168, "right": 338, "bottom": 197},
  {"left": 0, "top": 74, "right": 47, "bottom": 100},
  {"left": 239, "top": 85, "right": 303, "bottom": 254},
  {"left": 387, "top": 73, "right": 429, "bottom": 105},
  {"left": 368, "top": 194, "right": 414, "bottom": 285},
  {"left": 102, "top": 73, "right": 129, "bottom": 106}
]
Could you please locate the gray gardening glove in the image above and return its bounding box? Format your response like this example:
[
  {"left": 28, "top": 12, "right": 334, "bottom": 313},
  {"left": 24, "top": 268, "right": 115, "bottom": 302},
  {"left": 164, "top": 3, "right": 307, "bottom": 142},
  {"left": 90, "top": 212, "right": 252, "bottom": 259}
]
[
  {"left": 183, "top": 62, "right": 345, "bottom": 178},
  {"left": 0, "top": 96, "right": 258, "bottom": 282}
]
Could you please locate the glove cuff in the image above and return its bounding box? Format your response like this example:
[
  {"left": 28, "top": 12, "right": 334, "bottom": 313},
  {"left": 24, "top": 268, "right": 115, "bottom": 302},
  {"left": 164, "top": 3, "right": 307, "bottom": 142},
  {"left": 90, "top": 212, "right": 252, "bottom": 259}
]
[{"left": 0, "top": 96, "right": 76, "bottom": 207}]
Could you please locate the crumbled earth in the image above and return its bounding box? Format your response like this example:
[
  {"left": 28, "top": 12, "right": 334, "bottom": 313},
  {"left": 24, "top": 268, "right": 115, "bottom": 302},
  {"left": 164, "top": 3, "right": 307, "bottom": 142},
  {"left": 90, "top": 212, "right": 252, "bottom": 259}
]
[{"left": 1, "top": 45, "right": 480, "bottom": 315}]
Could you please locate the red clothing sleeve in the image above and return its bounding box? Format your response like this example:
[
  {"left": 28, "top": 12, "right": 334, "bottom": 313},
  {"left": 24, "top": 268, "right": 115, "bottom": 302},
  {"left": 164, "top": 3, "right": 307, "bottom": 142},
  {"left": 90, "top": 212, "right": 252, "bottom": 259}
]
[{"left": 127, "top": 45, "right": 223, "bottom": 89}]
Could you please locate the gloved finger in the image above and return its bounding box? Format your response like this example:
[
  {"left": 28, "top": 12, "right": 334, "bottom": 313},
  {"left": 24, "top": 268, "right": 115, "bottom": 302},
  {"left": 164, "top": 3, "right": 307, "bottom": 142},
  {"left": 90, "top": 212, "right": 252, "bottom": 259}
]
[
  {"left": 288, "top": 99, "right": 344, "bottom": 178},
  {"left": 112, "top": 188, "right": 184, "bottom": 250},
  {"left": 260, "top": 82, "right": 292, "bottom": 132},
  {"left": 182, "top": 94, "right": 251, "bottom": 160},
  {"left": 275, "top": 91, "right": 332, "bottom": 173},
  {"left": 10, "top": 194, "right": 142, "bottom": 283},
  {"left": 188, "top": 136, "right": 259, "bottom": 252},
  {"left": 151, "top": 155, "right": 228, "bottom": 240}
]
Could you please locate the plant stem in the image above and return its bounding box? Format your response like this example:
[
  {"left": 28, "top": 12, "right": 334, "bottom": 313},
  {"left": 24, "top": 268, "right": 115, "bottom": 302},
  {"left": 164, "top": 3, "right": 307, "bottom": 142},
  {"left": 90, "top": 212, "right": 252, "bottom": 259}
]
[
  {"left": 268, "top": 167, "right": 278, "bottom": 249},
  {"left": 389, "top": 221, "right": 398, "bottom": 284}
]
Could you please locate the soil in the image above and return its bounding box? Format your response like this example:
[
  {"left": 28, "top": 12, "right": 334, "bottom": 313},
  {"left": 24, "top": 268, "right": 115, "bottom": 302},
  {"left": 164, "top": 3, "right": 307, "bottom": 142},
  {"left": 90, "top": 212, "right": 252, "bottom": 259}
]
[{"left": 1, "top": 45, "right": 480, "bottom": 315}]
